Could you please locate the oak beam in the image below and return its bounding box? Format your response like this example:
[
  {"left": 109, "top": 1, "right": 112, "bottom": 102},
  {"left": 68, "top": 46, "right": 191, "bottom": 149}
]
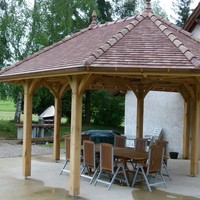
[
  {"left": 182, "top": 98, "right": 190, "bottom": 159},
  {"left": 22, "top": 81, "right": 33, "bottom": 177},
  {"left": 46, "top": 82, "right": 69, "bottom": 161},
  {"left": 190, "top": 92, "right": 200, "bottom": 176},
  {"left": 54, "top": 96, "right": 62, "bottom": 160},
  {"left": 135, "top": 87, "right": 147, "bottom": 138},
  {"left": 69, "top": 76, "right": 83, "bottom": 197}
]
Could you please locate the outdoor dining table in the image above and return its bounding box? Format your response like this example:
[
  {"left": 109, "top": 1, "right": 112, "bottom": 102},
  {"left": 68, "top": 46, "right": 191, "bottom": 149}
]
[
  {"left": 93, "top": 144, "right": 148, "bottom": 162},
  {"left": 81, "top": 144, "right": 148, "bottom": 162}
]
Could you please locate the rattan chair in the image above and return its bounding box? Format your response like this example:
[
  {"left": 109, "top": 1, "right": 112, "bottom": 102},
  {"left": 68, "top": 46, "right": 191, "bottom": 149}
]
[
  {"left": 60, "top": 136, "right": 70, "bottom": 174},
  {"left": 81, "top": 134, "right": 91, "bottom": 145},
  {"left": 132, "top": 144, "right": 167, "bottom": 192},
  {"left": 81, "top": 140, "right": 99, "bottom": 184},
  {"left": 134, "top": 138, "right": 148, "bottom": 151},
  {"left": 128, "top": 138, "right": 148, "bottom": 170},
  {"left": 114, "top": 135, "right": 126, "bottom": 148},
  {"left": 156, "top": 140, "right": 171, "bottom": 180},
  {"left": 94, "top": 143, "right": 129, "bottom": 190}
]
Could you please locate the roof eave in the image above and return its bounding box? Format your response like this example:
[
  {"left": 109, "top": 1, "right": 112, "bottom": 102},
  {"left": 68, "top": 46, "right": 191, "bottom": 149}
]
[{"left": 1, "top": 65, "right": 200, "bottom": 84}]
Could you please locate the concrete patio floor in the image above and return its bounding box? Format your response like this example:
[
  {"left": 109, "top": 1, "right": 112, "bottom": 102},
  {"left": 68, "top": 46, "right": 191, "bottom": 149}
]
[{"left": 1, "top": 154, "right": 200, "bottom": 200}]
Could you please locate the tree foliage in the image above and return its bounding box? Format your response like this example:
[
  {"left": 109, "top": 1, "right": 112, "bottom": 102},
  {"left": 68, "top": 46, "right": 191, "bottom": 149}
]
[
  {"left": 96, "top": 0, "right": 113, "bottom": 23},
  {"left": 90, "top": 91, "right": 124, "bottom": 127},
  {"left": 172, "top": 0, "right": 191, "bottom": 27}
]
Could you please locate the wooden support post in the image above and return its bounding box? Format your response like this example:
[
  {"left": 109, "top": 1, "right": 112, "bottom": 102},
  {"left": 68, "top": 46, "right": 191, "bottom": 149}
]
[
  {"left": 22, "top": 81, "right": 33, "bottom": 177},
  {"left": 54, "top": 97, "right": 61, "bottom": 160},
  {"left": 46, "top": 82, "right": 69, "bottom": 161},
  {"left": 136, "top": 88, "right": 145, "bottom": 138},
  {"left": 190, "top": 95, "right": 200, "bottom": 176},
  {"left": 69, "top": 77, "right": 82, "bottom": 197},
  {"left": 182, "top": 99, "right": 190, "bottom": 159}
]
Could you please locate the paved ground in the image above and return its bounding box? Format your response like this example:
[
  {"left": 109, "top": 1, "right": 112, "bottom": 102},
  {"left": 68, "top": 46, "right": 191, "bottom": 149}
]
[
  {"left": 0, "top": 140, "right": 53, "bottom": 158},
  {"left": 0, "top": 140, "right": 200, "bottom": 200}
]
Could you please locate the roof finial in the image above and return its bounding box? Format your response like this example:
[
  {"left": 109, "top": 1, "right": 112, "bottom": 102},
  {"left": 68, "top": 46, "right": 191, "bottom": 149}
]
[
  {"left": 89, "top": 10, "right": 97, "bottom": 29},
  {"left": 146, "top": 0, "right": 152, "bottom": 12}
]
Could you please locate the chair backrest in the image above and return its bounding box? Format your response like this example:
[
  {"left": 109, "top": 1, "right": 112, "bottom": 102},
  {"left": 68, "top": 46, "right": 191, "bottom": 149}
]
[
  {"left": 81, "top": 134, "right": 91, "bottom": 145},
  {"left": 83, "top": 140, "right": 96, "bottom": 169},
  {"left": 147, "top": 144, "right": 164, "bottom": 174},
  {"left": 65, "top": 136, "right": 70, "bottom": 160},
  {"left": 134, "top": 138, "right": 148, "bottom": 151},
  {"left": 100, "top": 143, "right": 114, "bottom": 174},
  {"left": 156, "top": 140, "right": 169, "bottom": 156},
  {"left": 114, "top": 135, "right": 126, "bottom": 148}
]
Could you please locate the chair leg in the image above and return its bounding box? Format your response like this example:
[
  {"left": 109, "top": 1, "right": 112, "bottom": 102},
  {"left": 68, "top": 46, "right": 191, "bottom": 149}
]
[
  {"left": 80, "top": 164, "right": 86, "bottom": 175},
  {"left": 60, "top": 160, "right": 69, "bottom": 175},
  {"left": 90, "top": 165, "right": 100, "bottom": 185},
  {"left": 107, "top": 166, "right": 120, "bottom": 190},
  {"left": 132, "top": 166, "right": 140, "bottom": 186},
  {"left": 163, "top": 164, "right": 172, "bottom": 181},
  {"left": 94, "top": 171, "right": 102, "bottom": 186},
  {"left": 160, "top": 173, "right": 167, "bottom": 188},
  {"left": 122, "top": 164, "right": 129, "bottom": 187},
  {"left": 140, "top": 167, "right": 152, "bottom": 192}
]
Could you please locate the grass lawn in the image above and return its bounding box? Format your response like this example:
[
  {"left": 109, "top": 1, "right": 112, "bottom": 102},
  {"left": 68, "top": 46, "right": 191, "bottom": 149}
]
[{"left": 0, "top": 100, "right": 16, "bottom": 121}]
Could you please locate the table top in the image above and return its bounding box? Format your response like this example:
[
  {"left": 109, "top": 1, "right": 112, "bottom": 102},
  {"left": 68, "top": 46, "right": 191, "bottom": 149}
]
[
  {"left": 114, "top": 147, "right": 148, "bottom": 161},
  {"left": 91, "top": 144, "right": 148, "bottom": 161}
]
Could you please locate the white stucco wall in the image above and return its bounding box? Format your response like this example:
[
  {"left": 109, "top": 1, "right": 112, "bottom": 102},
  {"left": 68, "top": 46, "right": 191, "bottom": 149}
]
[
  {"left": 192, "top": 24, "right": 200, "bottom": 39},
  {"left": 125, "top": 91, "right": 184, "bottom": 156}
]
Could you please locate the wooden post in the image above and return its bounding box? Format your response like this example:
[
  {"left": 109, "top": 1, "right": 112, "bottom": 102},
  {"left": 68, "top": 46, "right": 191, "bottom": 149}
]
[
  {"left": 69, "top": 76, "right": 82, "bottom": 197},
  {"left": 22, "top": 81, "right": 33, "bottom": 177},
  {"left": 46, "top": 82, "right": 69, "bottom": 161},
  {"left": 54, "top": 96, "right": 62, "bottom": 160},
  {"left": 182, "top": 98, "right": 190, "bottom": 159},
  {"left": 136, "top": 88, "right": 145, "bottom": 138},
  {"left": 190, "top": 93, "right": 200, "bottom": 176}
]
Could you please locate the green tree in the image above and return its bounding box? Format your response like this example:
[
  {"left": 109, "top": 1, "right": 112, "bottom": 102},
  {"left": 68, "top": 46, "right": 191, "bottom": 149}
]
[
  {"left": 0, "top": 0, "right": 10, "bottom": 101},
  {"left": 96, "top": 0, "right": 113, "bottom": 23},
  {"left": 172, "top": 0, "right": 191, "bottom": 27},
  {"left": 90, "top": 91, "right": 124, "bottom": 127},
  {"left": 112, "top": 0, "right": 137, "bottom": 19},
  {"left": 0, "top": 0, "right": 11, "bottom": 68}
]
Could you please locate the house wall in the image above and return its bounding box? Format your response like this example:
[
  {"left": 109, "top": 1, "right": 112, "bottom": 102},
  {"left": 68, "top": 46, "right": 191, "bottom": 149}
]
[
  {"left": 125, "top": 91, "right": 184, "bottom": 157},
  {"left": 192, "top": 24, "right": 200, "bottom": 38}
]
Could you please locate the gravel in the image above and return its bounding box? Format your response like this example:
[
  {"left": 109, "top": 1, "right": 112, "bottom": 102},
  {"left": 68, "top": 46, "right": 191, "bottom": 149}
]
[{"left": 0, "top": 140, "right": 53, "bottom": 158}]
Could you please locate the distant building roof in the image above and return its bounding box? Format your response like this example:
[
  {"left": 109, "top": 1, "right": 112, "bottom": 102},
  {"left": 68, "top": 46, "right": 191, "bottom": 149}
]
[
  {"left": 39, "top": 106, "right": 55, "bottom": 119},
  {"left": 183, "top": 2, "right": 200, "bottom": 32}
]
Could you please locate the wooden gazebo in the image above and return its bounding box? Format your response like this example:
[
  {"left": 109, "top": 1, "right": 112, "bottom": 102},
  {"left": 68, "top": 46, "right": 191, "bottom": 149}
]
[{"left": 0, "top": 0, "right": 200, "bottom": 197}]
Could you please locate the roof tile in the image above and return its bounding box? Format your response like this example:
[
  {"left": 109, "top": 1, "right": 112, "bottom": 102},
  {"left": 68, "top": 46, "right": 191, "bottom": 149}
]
[
  {"left": 154, "top": 20, "right": 162, "bottom": 26},
  {"left": 91, "top": 49, "right": 104, "bottom": 58},
  {"left": 168, "top": 34, "right": 177, "bottom": 42},
  {"left": 106, "top": 38, "right": 118, "bottom": 46},
  {"left": 184, "top": 51, "right": 195, "bottom": 61},
  {"left": 191, "top": 58, "right": 200, "bottom": 68},
  {"left": 163, "top": 29, "right": 172, "bottom": 36},
  {"left": 130, "top": 20, "right": 139, "bottom": 26},
  {"left": 125, "top": 23, "right": 134, "bottom": 31},
  {"left": 99, "top": 43, "right": 110, "bottom": 52},
  {"left": 179, "top": 45, "right": 189, "bottom": 54},
  {"left": 173, "top": 39, "right": 183, "bottom": 47},
  {"left": 159, "top": 24, "right": 167, "bottom": 32},
  {"left": 113, "top": 33, "right": 123, "bottom": 41}
]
